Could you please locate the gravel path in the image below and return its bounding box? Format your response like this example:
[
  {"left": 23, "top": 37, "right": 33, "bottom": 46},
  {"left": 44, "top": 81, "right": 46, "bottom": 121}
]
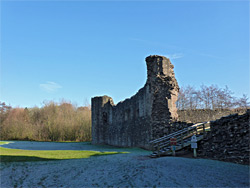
[{"left": 1, "top": 141, "right": 249, "bottom": 188}]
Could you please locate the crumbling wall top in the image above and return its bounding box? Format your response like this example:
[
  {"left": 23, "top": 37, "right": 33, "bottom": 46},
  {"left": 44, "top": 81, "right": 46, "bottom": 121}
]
[
  {"left": 91, "top": 55, "right": 180, "bottom": 147},
  {"left": 146, "top": 55, "right": 175, "bottom": 81}
]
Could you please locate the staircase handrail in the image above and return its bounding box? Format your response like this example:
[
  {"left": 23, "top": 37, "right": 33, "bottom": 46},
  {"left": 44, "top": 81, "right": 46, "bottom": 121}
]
[
  {"left": 149, "top": 122, "right": 206, "bottom": 145},
  {"left": 150, "top": 121, "right": 210, "bottom": 156}
]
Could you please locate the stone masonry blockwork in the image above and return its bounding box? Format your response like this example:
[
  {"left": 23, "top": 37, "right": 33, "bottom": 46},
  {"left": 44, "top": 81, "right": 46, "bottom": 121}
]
[{"left": 91, "top": 55, "right": 179, "bottom": 149}]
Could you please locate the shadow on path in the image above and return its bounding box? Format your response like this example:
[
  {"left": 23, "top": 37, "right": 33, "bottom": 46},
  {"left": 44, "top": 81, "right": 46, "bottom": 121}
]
[{"left": 0, "top": 155, "right": 59, "bottom": 162}]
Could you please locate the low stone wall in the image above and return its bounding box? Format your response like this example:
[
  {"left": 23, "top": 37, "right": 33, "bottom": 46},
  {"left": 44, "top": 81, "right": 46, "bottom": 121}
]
[
  {"left": 197, "top": 110, "right": 250, "bottom": 165},
  {"left": 178, "top": 108, "right": 248, "bottom": 123}
]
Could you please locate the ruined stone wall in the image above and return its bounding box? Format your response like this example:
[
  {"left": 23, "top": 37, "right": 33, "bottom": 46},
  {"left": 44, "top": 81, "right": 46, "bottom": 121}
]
[
  {"left": 197, "top": 110, "right": 250, "bottom": 165},
  {"left": 91, "top": 55, "right": 179, "bottom": 149},
  {"left": 178, "top": 108, "right": 248, "bottom": 123}
]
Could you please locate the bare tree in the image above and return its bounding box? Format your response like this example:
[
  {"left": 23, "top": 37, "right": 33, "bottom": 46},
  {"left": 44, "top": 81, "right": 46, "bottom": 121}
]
[
  {"left": 0, "top": 102, "right": 11, "bottom": 124},
  {"left": 220, "top": 86, "right": 235, "bottom": 109},
  {"left": 237, "top": 94, "right": 250, "bottom": 109},
  {"left": 176, "top": 87, "right": 187, "bottom": 110},
  {"left": 200, "top": 84, "right": 212, "bottom": 109},
  {"left": 177, "top": 84, "right": 244, "bottom": 110},
  {"left": 185, "top": 86, "right": 200, "bottom": 110},
  {"left": 176, "top": 86, "right": 201, "bottom": 110}
]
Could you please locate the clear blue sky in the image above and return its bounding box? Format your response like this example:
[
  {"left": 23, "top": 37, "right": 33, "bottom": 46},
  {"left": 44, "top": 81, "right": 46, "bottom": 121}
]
[{"left": 1, "top": 0, "right": 249, "bottom": 108}]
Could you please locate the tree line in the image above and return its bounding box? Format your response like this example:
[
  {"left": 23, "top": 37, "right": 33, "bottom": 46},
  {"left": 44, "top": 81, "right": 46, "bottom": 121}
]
[
  {"left": 176, "top": 84, "right": 249, "bottom": 110},
  {"left": 0, "top": 101, "right": 91, "bottom": 141},
  {"left": 1, "top": 84, "right": 249, "bottom": 142}
]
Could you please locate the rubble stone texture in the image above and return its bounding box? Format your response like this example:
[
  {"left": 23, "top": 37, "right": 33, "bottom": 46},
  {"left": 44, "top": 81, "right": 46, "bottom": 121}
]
[
  {"left": 198, "top": 110, "right": 250, "bottom": 165},
  {"left": 178, "top": 108, "right": 248, "bottom": 123},
  {"left": 91, "top": 55, "right": 179, "bottom": 149}
]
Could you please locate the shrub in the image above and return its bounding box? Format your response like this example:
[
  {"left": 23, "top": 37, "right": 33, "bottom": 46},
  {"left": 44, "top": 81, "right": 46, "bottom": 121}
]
[{"left": 0, "top": 101, "right": 91, "bottom": 142}]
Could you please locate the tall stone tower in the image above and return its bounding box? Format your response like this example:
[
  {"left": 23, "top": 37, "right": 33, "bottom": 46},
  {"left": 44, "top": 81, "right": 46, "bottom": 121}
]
[
  {"left": 91, "top": 55, "right": 179, "bottom": 149},
  {"left": 145, "top": 55, "right": 179, "bottom": 138}
]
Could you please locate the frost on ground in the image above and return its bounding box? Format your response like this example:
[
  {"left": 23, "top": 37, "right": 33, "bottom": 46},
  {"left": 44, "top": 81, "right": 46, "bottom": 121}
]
[{"left": 1, "top": 141, "right": 249, "bottom": 188}]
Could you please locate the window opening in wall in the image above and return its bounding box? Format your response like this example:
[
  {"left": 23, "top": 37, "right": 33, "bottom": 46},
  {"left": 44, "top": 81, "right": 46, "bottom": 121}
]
[
  {"left": 125, "top": 109, "right": 131, "bottom": 121},
  {"left": 135, "top": 108, "right": 139, "bottom": 118},
  {"left": 103, "top": 112, "right": 108, "bottom": 124}
]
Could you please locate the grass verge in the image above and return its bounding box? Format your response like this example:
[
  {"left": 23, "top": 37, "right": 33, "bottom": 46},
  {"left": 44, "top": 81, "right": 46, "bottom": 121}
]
[
  {"left": 0, "top": 141, "right": 12, "bottom": 145},
  {"left": 0, "top": 142, "right": 127, "bottom": 162}
]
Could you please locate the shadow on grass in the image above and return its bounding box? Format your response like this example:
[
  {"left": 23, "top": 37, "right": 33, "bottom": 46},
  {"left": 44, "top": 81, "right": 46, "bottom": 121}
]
[
  {"left": 1, "top": 152, "right": 128, "bottom": 163},
  {"left": 0, "top": 155, "right": 59, "bottom": 163},
  {"left": 92, "top": 151, "right": 128, "bottom": 157}
]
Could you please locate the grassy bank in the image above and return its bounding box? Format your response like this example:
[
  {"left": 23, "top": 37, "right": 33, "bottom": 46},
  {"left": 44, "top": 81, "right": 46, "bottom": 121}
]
[
  {"left": 0, "top": 141, "right": 12, "bottom": 145},
  {"left": 0, "top": 142, "right": 126, "bottom": 162}
]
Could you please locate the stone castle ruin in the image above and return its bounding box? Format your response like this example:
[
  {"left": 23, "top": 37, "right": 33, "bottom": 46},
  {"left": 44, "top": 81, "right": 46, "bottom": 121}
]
[{"left": 91, "top": 55, "right": 179, "bottom": 149}]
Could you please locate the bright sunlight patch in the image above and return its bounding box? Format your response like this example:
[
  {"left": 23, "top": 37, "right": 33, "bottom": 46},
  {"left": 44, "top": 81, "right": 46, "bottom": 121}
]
[{"left": 0, "top": 141, "right": 12, "bottom": 145}]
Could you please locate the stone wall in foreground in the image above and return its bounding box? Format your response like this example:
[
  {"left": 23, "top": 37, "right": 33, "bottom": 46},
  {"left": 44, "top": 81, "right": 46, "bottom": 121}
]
[
  {"left": 198, "top": 110, "right": 250, "bottom": 165},
  {"left": 91, "top": 55, "right": 179, "bottom": 149}
]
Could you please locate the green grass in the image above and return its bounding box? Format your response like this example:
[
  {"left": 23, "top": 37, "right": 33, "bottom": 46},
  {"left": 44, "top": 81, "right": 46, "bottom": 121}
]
[
  {"left": 0, "top": 142, "right": 127, "bottom": 162},
  {"left": 0, "top": 141, "right": 12, "bottom": 145}
]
